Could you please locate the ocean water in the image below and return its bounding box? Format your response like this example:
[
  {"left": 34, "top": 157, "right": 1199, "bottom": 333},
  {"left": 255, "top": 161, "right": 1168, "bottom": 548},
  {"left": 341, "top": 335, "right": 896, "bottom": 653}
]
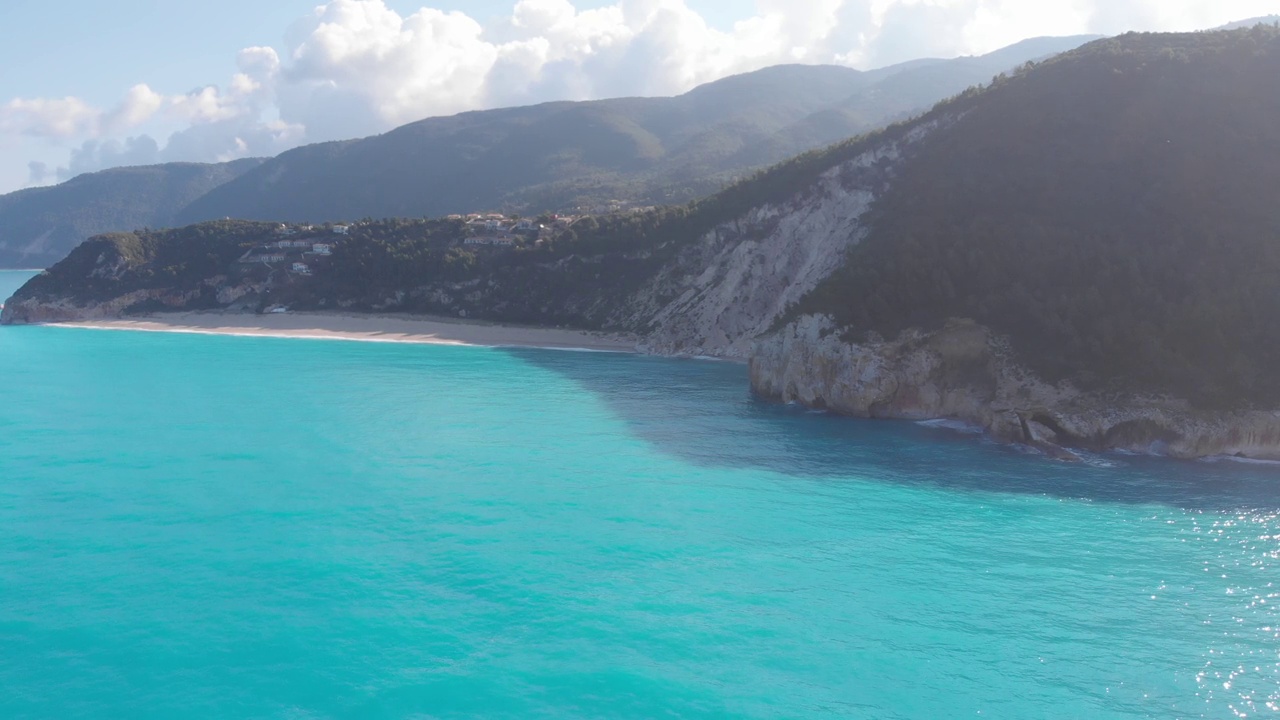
[{"left": 1, "top": 274, "right": 1277, "bottom": 718}]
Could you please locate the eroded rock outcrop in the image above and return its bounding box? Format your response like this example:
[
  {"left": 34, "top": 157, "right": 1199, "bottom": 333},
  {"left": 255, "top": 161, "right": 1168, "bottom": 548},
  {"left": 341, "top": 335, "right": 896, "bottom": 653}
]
[
  {"left": 750, "top": 314, "right": 1280, "bottom": 460},
  {"left": 1, "top": 289, "right": 189, "bottom": 325},
  {"left": 629, "top": 120, "right": 951, "bottom": 359}
]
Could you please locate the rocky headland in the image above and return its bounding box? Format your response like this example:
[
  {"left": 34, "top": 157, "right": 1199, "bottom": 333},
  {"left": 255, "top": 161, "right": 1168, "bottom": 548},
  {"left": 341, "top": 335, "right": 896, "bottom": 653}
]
[{"left": 751, "top": 316, "right": 1280, "bottom": 461}]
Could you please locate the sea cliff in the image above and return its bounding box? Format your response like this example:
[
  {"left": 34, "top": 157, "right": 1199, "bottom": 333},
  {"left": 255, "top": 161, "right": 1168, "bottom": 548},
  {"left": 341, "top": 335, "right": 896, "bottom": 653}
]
[{"left": 751, "top": 315, "right": 1280, "bottom": 460}]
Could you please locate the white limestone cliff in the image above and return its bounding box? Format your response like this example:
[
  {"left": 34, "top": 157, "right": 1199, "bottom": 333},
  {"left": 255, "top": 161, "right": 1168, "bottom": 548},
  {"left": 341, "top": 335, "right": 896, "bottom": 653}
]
[{"left": 629, "top": 120, "right": 949, "bottom": 359}]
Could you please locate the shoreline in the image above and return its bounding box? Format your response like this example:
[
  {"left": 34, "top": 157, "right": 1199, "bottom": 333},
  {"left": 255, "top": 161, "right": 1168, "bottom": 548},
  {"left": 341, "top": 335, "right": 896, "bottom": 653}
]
[{"left": 36, "top": 311, "right": 639, "bottom": 353}]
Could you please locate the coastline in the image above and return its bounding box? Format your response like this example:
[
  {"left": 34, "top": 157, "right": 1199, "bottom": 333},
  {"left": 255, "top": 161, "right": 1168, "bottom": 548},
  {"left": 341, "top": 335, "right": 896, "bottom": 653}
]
[{"left": 37, "top": 310, "right": 639, "bottom": 353}]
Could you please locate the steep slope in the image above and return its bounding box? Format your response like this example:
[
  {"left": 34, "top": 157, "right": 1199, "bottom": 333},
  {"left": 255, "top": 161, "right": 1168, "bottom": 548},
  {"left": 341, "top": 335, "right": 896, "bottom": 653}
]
[
  {"left": 0, "top": 159, "right": 264, "bottom": 269},
  {"left": 747, "top": 27, "right": 1280, "bottom": 457},
  {"left": 789, "top": 28, "right": 1280, "bottom": 405},
  {"left": 633, "top": 26, "right": 1280, "bottom": 457},
  {"left": 178, "top": 37, "right": 1094, "bottom": 225}
]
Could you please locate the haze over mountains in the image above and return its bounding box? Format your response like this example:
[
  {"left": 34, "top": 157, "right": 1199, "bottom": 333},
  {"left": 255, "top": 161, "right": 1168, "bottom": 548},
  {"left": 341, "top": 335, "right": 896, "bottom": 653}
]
[
  {"left": 0, "top": 160, "right": 264, "bottom": 269},
  {"left": 1220, "top": 15, "right": 1280, "bottom": 29},
  {"left": 0, "top": 34, "right": 1095, "bottom": 269}
]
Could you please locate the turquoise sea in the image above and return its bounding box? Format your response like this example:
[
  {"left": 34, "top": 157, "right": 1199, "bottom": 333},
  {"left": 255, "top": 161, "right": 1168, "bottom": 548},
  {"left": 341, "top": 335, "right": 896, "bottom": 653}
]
[{"left": 1, "top": 269, "right": 1277, "bottom": 719}]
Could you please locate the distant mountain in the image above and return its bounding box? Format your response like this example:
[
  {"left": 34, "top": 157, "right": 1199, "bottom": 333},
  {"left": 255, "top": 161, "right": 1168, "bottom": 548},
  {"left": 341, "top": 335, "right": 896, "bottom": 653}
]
[
  {"left": 1218, "top": 15, "right": 1280, "bottom": 30},
  {"left": 0, "top": 35, "right": 1095, "bottom": 268},
  {"left": 176, "top": 35, "right": 1096, "bottom": 225},
  {"left": 0, "top": 159, "right": 264, "bottom": 269}
]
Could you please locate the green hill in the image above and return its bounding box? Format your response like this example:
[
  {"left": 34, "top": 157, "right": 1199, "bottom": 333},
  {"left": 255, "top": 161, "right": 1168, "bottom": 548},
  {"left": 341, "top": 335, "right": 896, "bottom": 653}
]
[
  {"left": 176, "top": 37, "right": 1094, "bottom": 224},
  {"left": 796, "top": 27, "right": 1280, "bottom": 407},
  {"left": 0, "top": 159, "right": 264, "bottom": 269}
]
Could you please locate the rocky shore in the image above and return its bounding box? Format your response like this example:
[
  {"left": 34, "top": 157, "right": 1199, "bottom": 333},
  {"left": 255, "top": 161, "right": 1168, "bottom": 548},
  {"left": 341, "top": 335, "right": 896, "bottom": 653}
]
[{"left": 750, "top": 314, "right": 1280, "bottom": 461}]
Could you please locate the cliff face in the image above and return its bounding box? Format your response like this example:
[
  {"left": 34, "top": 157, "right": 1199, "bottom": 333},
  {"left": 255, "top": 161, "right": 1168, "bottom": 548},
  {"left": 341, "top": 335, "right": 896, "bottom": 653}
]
[
  {"left": 0, "top": 283, "right": 249, "bottom": 325},
  {"left": 751, "top": 315, "right": 1280, "bottom": 460},
  {"left": 625, "top": 119, "right": 949, "bottom": 358},
  {"left": 2, "top": 290, "right": 173, "bottom": 325}
]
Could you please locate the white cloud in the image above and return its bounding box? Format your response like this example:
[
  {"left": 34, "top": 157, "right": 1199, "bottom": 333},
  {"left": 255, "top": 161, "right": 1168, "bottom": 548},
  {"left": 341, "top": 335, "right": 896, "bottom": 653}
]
[
  {"left": 102, "top": 84, "right": 165, "bottom": 134},
  {"left": 282, "top": 1, "right": 499, "bottom": 136},
  {"left": 2, "top": 84, "right": 166, "bottom": 143},
  {"left": 4, "top": 0, "right": 1278, "bottom": 192},
  {"left": 0, "top": 96, "right": 100, "bottom": 139}
]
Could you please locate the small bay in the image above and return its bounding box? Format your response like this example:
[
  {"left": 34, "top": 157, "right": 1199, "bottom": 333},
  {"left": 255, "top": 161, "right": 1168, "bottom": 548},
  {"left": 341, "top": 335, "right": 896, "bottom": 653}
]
[{"left": 0, "top": 315, "right": 1276, "bottom": 719}]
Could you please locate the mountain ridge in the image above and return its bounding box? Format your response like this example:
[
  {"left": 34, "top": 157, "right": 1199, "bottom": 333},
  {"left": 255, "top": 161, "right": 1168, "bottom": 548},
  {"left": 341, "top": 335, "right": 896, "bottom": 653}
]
[
  {"left": 0, "top": 159, "right": 265, "bottom": 269},
  {"left": 0, "top": 34, "right": 1095, "bottom": 268},
  {"left": 181, "top": 35, "right": 1098, "bottom": 226}
]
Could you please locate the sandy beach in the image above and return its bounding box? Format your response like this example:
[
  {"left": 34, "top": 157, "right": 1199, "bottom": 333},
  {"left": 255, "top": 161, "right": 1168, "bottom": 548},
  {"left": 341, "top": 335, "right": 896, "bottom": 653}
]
[{"left": 49, "top": 311, "right": 638, "bottom": 352}]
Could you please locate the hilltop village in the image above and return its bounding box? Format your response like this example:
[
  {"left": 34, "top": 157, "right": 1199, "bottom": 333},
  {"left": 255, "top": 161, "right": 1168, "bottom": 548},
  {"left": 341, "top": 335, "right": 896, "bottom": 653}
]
[{"left": 238, "top": 211, "right": 624, "bottom": 278}]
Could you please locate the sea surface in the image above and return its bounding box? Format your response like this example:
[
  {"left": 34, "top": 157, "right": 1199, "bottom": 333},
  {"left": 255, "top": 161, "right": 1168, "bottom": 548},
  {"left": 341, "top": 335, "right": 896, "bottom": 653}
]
[{"left": 1, "top": 270, "right": 1277, "bottom": 719}]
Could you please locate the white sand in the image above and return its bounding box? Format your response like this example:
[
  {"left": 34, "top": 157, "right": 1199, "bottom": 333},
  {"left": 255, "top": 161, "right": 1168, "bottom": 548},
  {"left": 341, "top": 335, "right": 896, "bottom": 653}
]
[{"left": 52, "top": 311, "right": 638, "bottom": 352}]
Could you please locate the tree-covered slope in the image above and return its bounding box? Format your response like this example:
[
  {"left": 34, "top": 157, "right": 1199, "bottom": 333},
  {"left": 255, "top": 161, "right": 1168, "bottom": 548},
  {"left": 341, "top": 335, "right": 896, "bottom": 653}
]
[
  {"left": 177, "top": 37, "right": 1093, "bottom": 225},
  {"left": 797, "top": 26, "right": 1280, "bottom": 407},
  {"left": 8, "top": 220, "right": 279, "bottom": 307},
  {"left": 0, "top": 159, "right": 264, "bottom": 269}
]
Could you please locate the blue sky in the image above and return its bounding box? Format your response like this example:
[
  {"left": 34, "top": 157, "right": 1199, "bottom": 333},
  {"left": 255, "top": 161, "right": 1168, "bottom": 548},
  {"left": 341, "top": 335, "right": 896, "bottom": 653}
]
[{"left": 1, "top": 0, "right": 1275, "bottom": 194}]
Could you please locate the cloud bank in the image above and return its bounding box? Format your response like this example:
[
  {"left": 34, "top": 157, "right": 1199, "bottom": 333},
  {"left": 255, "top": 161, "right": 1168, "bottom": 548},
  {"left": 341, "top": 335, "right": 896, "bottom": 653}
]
[{"left": 3, "top": 0, "right": 1277, "bottom": 189}]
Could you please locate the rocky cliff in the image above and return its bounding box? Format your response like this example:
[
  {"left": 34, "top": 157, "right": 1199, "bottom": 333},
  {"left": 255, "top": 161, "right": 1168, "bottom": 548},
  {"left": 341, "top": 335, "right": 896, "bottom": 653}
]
[
  {"left": 626, "top": 119, "right": 949, "bottom": 358},
  {"left": 751, "top": 315, "right": 1280, "bottom": 460}
]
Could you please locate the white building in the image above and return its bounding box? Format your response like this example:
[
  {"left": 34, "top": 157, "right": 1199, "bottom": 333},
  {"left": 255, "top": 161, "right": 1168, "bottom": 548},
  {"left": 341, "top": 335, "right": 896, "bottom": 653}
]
[
  {"left": 292, "top": 262, "right": 311, "bottom": 274},
  {"left": 332, "top": 225, "right": 350, "bottom": 235},
  {"left": 312, "top": 243, "right": 333, "bottom": 255}
]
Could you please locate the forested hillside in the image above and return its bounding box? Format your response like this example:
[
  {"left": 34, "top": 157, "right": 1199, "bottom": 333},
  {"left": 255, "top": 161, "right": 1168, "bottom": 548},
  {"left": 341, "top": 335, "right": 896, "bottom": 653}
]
[
  {"left": 798, "top": 26, "right": 1280, "bottom": 407},
  {"left": 176, "top": 37, "right": 1092, "bottom": 225}
]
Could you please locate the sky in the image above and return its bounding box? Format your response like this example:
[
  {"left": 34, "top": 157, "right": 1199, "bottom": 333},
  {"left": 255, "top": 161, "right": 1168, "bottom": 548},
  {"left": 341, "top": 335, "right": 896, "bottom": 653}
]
[{"left": 0, "top": 0, "right": 1276, "bottom": 194}]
